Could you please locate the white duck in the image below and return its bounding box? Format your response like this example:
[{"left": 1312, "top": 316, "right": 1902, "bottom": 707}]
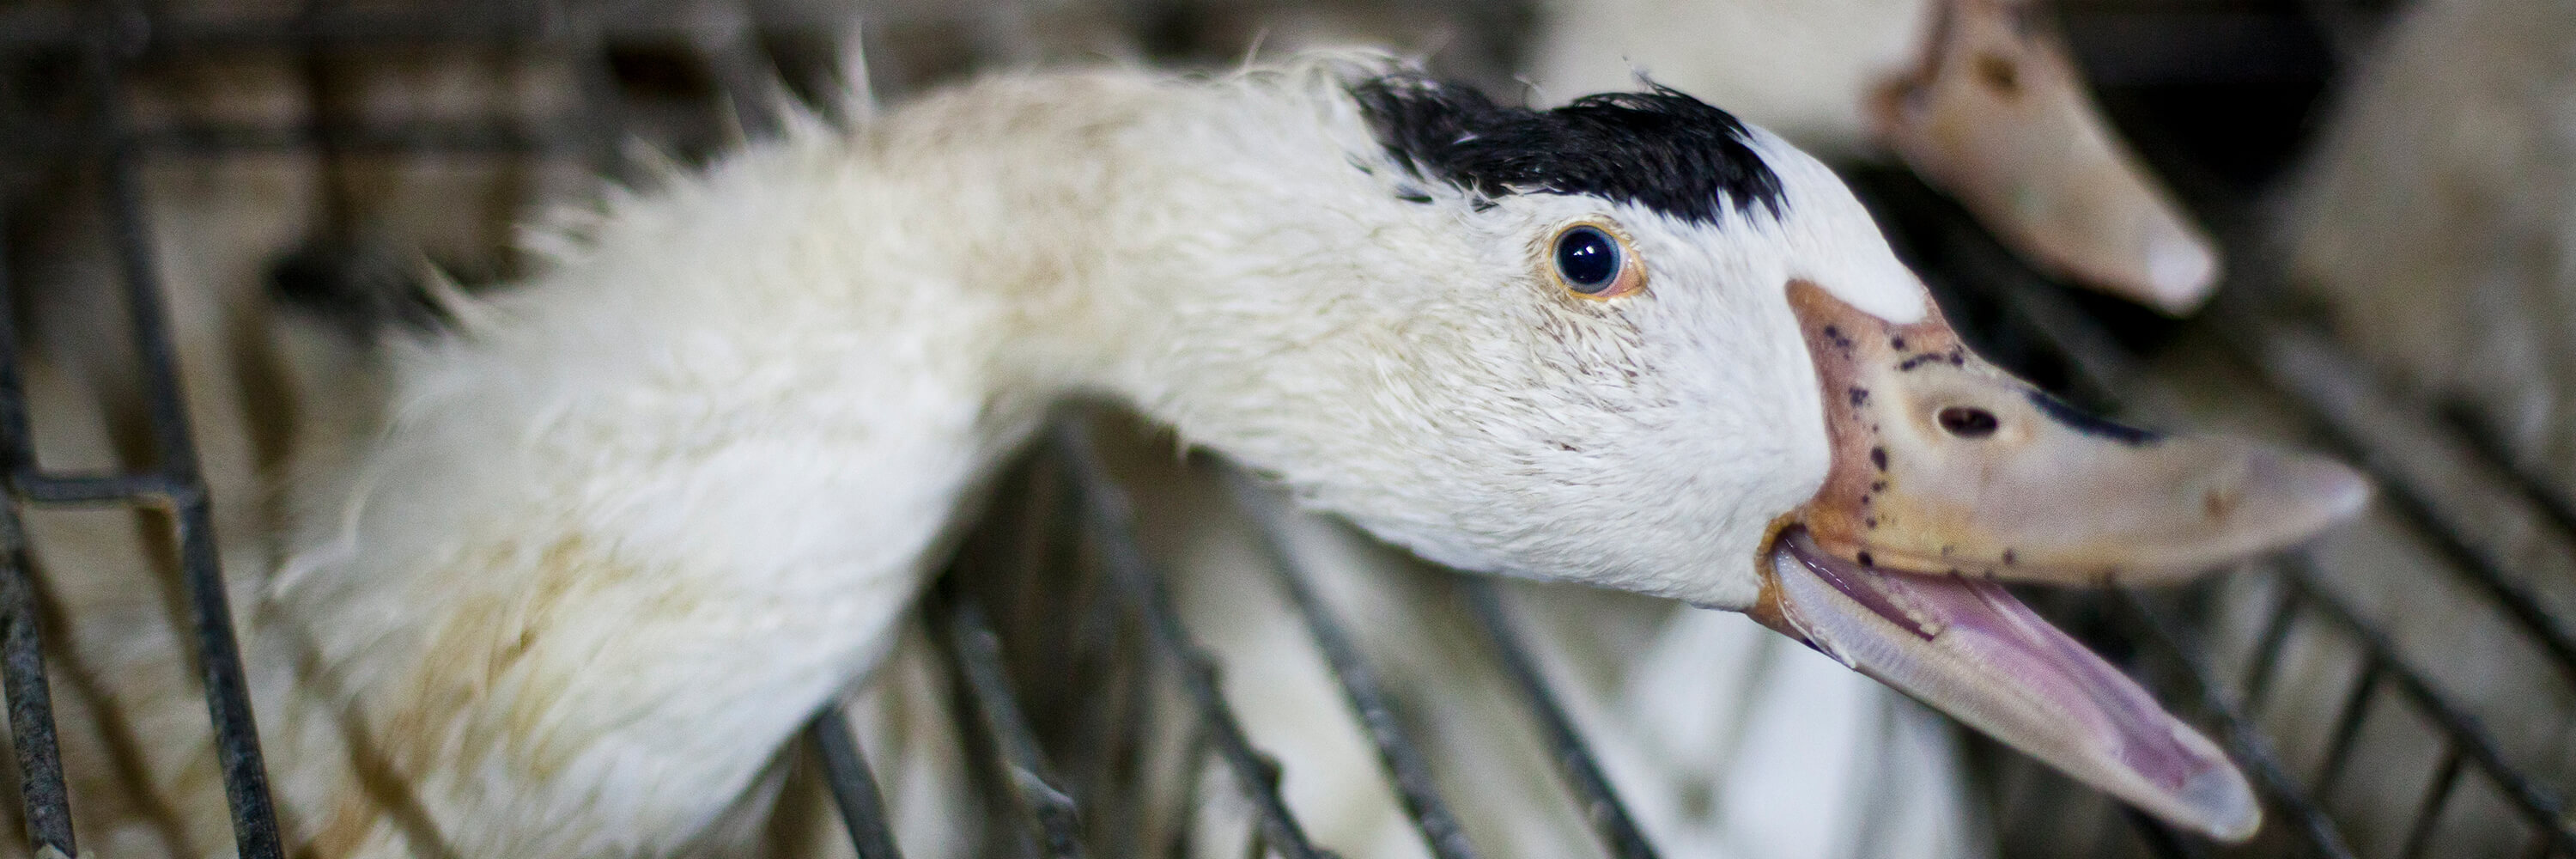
[
  {"left": 1529, "top": 0, "right": 2222, "bottom": 314},
  {"left": 52, "top": 52, "right": 2366, "bottom": 857}
]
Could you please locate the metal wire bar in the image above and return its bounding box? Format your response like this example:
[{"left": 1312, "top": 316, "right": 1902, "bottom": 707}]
[
  {"left": 2274, "top": 555, "right": 2576, "bottom": 856},
  {"left": 0, "top": 5, "right": 860, "bottom": 52},
  {"left": 935, "top": 584, "right": 1088, "bottom": 859},
  {"left": 1455, "top": 578, "right": 1662, "bottom": 859},
  {"left": 2239, "top": 584, "right": 2303, "bottom": 716},
  {"left": 2438, "top": 403, "right": 2576, "bottom": 550},
  {"left": 0, "top": 214, "right": 76, "bottom": 859},
  {"left": 1219, "top": 466, "right": 1483, "bottom": 859},
  {"left": 2397, "top": 748, "right": 2464, "bottom": 859},
  {"left": 1052, "top": 423, "right": 1335, "bottom": 859},
  {"left": 2307, "top": 658, "right": 2382, "bottom": 801},
  {"left": 70, "top": 9, "right": 286, "bottom": 855},
  {"left": 2233, "top": 321, "right": 2576, "bottom": 687},
  {"left": 0, "top": 514, "right": 72, "bottom": 859},
  {"left": 0, "top": 123, "right": 586, "bottom": 156},
  {"left": 805, "top": 707, "right": 908, "bottom": 859},
  {"left": 2111, "top": 588, "right": 2363, "bottom": 859}
]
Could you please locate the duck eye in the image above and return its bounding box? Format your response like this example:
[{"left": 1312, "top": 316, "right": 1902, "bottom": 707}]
[{"left": 1548, "top": 223, "right": 1644, "bottom": 299}]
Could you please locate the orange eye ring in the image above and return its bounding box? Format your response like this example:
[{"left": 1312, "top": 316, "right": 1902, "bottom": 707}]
[{"left": 1546, "top": 220, "right": 1648, "bottom": 300}]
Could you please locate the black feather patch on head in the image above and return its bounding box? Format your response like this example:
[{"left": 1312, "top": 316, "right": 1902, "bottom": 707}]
[{"left": 1349, "top": 73, "right": 1787, "bottom": 225}]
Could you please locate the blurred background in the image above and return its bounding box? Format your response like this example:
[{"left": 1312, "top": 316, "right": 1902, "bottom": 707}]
[{"left": 9, "top": 0, "right": 2576, "bottom": 857}]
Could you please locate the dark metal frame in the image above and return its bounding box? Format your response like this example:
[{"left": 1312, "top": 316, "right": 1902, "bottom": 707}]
[{"left": 2, "top": 3, "right": 2572, "bottom": 858}]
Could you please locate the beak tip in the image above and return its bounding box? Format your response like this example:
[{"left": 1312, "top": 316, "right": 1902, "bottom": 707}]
[
  {"left": 2141, "top": 236, "right": 2221, "bottom": 316},
  {"left": 2241, "top": 448, "right": 2373, "bottom": 541},
  {"left": 2177, "top": 760, "right": 2264, "bottom": 844}
]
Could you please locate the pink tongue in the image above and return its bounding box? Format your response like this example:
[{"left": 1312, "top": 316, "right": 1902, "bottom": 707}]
[{"left": 1767, "top": 530, "right": 2261, "bottom": 842}]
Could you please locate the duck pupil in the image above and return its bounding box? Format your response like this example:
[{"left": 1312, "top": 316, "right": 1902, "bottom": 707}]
[{"left": 1556, "top": 228, "right": 1619, "bottom": 291}]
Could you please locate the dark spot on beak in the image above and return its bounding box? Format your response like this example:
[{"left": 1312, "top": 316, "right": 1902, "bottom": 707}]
[
  {"left": 1976, "top": 53, "right": 2020, "bottom": 96},
  {"left": 1869, "top": 446, "right": 1888, "bottom": 471},
  {"left": 1865, "top": 516, "right": 1878, "bottom": 528},
  {"left": 1823, "top": 325, "right": 1856, "bottom": 353},
  {"left": 1848, "top": 386, "right": 1870, "bottom": 407},
  {"left": 1890, "top": 335, "right": 1907, "bottom": 350},
  {"left": 1856, "top": 551, "right": 1874, "bottom": 568}
]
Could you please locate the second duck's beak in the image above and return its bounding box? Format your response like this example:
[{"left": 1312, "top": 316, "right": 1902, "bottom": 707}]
[
  {"left": 1746, "top": 281, "right": 2368, "bottom": 842},
  {"left": 1868, "top": 0, "right": 2221, "bottom": 314}
]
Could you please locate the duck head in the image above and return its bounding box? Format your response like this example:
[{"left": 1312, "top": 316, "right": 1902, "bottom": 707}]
[
  {"left": 1147, "top": 65, "right": 2362, "bottom": 843},
  {"left": 1869, "top": 0, "right": 2221, "bottom": 314}
]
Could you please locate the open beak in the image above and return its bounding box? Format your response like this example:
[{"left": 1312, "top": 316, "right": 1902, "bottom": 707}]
[
  {"left": 1868, "top": 0, "right": 2221, "bottom": 315},
  {"left": 1747, "top": 282, "right": 2368, "bottom": 841}
]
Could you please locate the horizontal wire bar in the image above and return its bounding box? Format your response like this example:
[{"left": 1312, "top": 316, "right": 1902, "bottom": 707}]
[
  {"left": 0, "top": 122, "right": 593, "bottom": 156},
  {"left": 9, "top": 472, "right": 192, "bottom": 505},
  {"left": 0, "top": 6, "right": 854, "bottom": 52},
  {"left": 805, "top": 706, "right": 907, "bottom": 859},
  {"left": 1455, "top": 578, "right": 1662, "bottom": 859},
  {"left": 1051, "top": 423, "right": 1334, "bottom": 859},
  {"left": 2113, "top": 588, "right": 2361, "bottom": 859},
  {"left": 1219, "top": 465, "right": 1483, "bottom": 859},
  {"left": 2276, "top": 556, "right": 2576, "bottom": 855}
]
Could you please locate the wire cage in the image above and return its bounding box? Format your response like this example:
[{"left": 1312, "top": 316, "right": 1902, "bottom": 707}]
[{"left": 0, "top": 1, "right": 2571, "bottom": 857}]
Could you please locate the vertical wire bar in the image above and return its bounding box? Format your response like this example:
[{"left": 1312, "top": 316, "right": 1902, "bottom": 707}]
[
  {"left": 76, "top": 12, "right": 286, "bottom": 858},
  {"left": 1218, "top": 466, "right": 1482, "bottom": 859},
  {"left": 0, "top": 217, "right": 76, "bottom": 858},
  {"left": 2239, "top": 585, "right": 2302, "bottom": 716},
  {"left": 2309, "top": 659, "right": 2381, "bottom": 799},
  {"left": 0, "top": 516, "right": 70, "bottom": 859},
  {"left": 805, "top": 707, "right": 907, "bottom": 859},
  {"left": 933, "top": 587, "right": 1085, "bottom": 859},
  {"left": 2275, "top": 557, "right": 2576, "bottom": 854},
  {"left": 1051, "top": 424, "right": 1334, "bottom": 859},
  {"left": 1456, "top": 578, "right": 1662, "bottom": 859},
  {"left": 2396, "top": 747, "right": 2461, "bottom": 859}
]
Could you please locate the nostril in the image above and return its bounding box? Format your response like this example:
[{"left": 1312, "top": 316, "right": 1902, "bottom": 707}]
[{"left": 1938, "top": 406, "right": 2000, "bottom": 439}]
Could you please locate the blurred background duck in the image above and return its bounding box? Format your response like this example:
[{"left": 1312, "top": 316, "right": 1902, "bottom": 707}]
[
  {"left": 1528, "top": 0, "right": 2221, "bottom": 315},
  {"left": 2281, "top": 0, "right": 2576, "bottom": 494}
]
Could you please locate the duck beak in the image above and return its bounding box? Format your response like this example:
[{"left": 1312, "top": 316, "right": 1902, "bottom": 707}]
[
  {"left": 1745, "top": 281, "right": 2368, "bottom": 841},
  {"left": 1868, "top": 0, "right": 2220, "bottom": 315}
]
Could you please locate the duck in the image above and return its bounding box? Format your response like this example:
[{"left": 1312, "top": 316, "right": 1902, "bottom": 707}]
[
  {"left": 34, "top": 51, "right": 2372, "bottom": 858},
  {"left": 2281, "top": 0, "right": 2576, "bottom": 493},
  {"left": 1526, "top": 0, "right": 2222, "bottom": 315}
]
